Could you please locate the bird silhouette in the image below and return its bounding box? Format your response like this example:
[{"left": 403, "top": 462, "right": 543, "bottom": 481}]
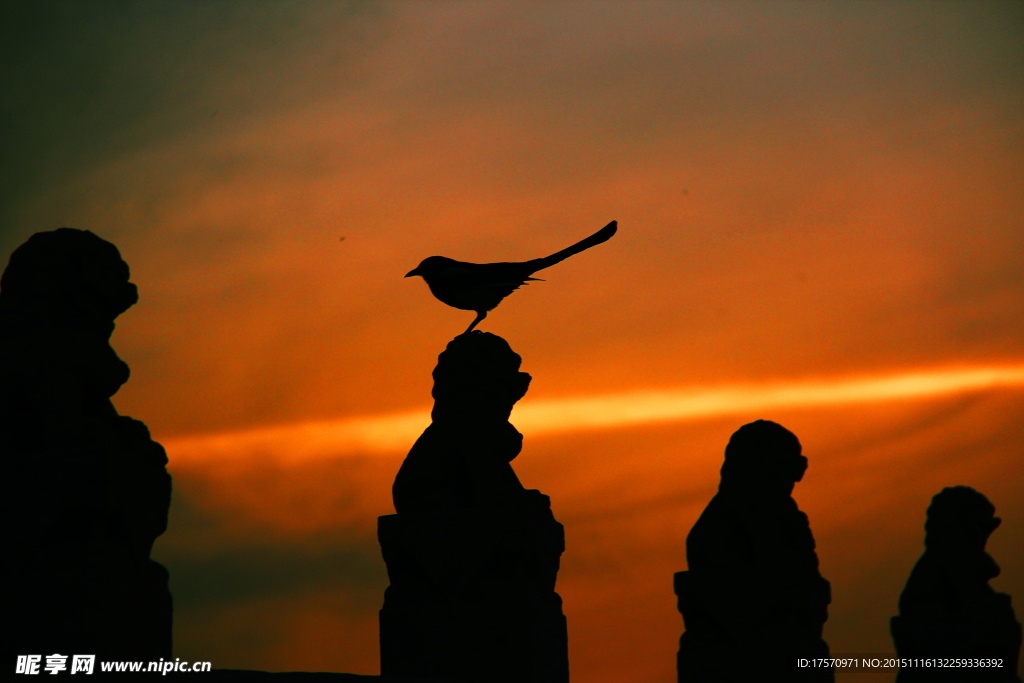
[{"left": 406, "top": 220, "right": 618, "bottom": 334}]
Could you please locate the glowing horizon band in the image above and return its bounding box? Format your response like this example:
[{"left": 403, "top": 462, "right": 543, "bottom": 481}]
[{"left": 161, "top": 363, "right": 1024, "bottom": 463}]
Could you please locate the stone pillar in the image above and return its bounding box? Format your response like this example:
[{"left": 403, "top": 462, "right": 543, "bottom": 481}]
[{"left": 379, "top": 332, "right": 568, "bottom": 682}]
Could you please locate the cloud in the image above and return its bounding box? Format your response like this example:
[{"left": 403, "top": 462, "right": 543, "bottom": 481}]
[
  {"left": 159, "top": 362, "right": 1024, "bottom": 463},
  {"left": 6, "top": 3, "right": 1023, "bottom": 678},
  {"left": 157, "top": 388, "right": 1024, "bottom": 680},
  {"left": 0, "top": 1, "right": 386, "bottom": 230},
  {"left": 169, "top": 538, "right": 383, "bottom": 609},
  {"left": 5, "top": 0, "right": 1019, "bottom": 442}
]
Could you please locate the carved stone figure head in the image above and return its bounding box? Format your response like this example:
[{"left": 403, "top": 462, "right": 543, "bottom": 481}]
[
  {"left": 924, "top": 486, "right": 1001, "bottom": 553},
  {"left": 431, "top": 331, "right": 532, "bottom": 422},
  {"left": 721, "top": 419, "right": 807, "bottom": 495}
]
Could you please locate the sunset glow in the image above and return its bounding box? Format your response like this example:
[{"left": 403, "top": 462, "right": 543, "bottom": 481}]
[
  {"left": 5, "top": 1, "right": 1022, "bottom": 680},
  {"left": 164, "top": 362, "right": 1024, "bottom": 463}
]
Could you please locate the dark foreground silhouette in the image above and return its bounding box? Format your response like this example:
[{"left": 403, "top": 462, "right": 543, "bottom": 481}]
[
  {"left": 8, "top": 229, "right": 1017, "bottom": 681},
  {"left": 675, "top": 420, "right": 833, "bottom": 683},
  {"left": 0, "top": 230, "right": 456, "bottom": 682},
  {"left": 405, "top": 220, "right": 617, "bottom": 333},
  {"left": 892, "top": 486, "right": 1022, "bottom": 682},
  {"left": 379, "top": 332, "right": 569, "bottom": 682},
  {"left": 1, "top": 229, "right": 172, "bottom": 664}
]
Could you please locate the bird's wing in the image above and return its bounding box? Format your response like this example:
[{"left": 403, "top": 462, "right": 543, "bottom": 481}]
[
  {"left": 421, "top": 261, "right": 535, "bottom": 312},
  {"left": 436, "top": 262, "right": 534, "bottom": 290}
]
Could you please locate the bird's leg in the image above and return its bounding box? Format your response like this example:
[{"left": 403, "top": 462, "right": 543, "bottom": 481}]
[{"left": 463, "top": 310, "right": 487, "bottom": 334}]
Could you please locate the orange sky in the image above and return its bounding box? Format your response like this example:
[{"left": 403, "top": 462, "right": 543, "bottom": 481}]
[{"left": 3, "top": 1, "right": 1023, "bottom": 680}]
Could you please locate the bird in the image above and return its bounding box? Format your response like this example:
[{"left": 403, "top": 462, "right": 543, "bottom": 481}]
[{"left": 406, "top": 220, "right": 618, "bottom": 334}]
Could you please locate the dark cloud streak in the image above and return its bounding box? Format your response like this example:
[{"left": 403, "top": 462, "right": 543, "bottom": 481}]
[{"left": 166, "top": 538, "right": 385, "bottom": 609}]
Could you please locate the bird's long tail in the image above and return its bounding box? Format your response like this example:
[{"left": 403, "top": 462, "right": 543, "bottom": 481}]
[{"left": 524, "top": 220, "right": 617, "bottom": 273}]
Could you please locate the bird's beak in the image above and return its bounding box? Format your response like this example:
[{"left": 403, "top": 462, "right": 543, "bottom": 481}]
[{"left": 405, "top": 268, "right": 420, "bottom": 278}]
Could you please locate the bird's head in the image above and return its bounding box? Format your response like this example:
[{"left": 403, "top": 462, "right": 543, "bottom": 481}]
[{"left": 405, "top": 256, "right": 457, "bottom": 278}]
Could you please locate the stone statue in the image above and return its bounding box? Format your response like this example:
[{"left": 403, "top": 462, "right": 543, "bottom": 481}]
[
  {"left": 675, "top": 420, "right": 832, "bottom": 682},
  {"left": 892, "top": 486, "right": 1021, "bottom": 682},
  {"left": 380, "top": 332, "right": 568, "bottom": 682},
  {"left": 2, "top": 229, "right": 172, "bottom": 662}
]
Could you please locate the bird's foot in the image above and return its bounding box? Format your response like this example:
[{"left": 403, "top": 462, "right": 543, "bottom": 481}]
[{"left": 463, "top": 311, "right": 486, "bottom": 335}]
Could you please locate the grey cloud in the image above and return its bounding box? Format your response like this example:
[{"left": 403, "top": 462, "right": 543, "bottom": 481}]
[
  {"left": 164, "top": 536, "right": 385, "bottom": 610},
  {"left": 0, "top": 0, "right": 386, "bottom": 242}
]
